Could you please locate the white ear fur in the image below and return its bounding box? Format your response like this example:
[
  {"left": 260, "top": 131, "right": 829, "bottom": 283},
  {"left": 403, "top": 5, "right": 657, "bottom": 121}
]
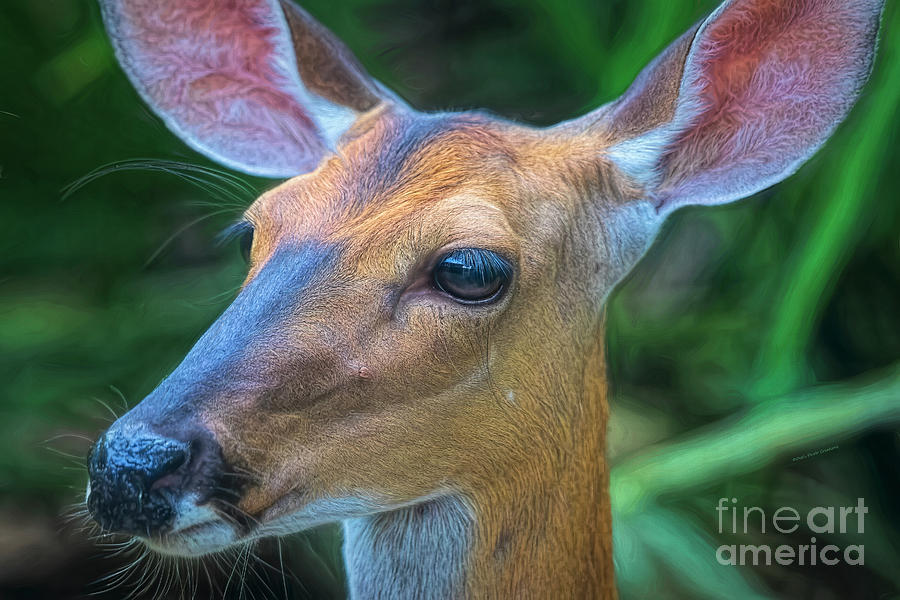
[{"left": 605, "top": 128, "right": 674, "bottom": 190}]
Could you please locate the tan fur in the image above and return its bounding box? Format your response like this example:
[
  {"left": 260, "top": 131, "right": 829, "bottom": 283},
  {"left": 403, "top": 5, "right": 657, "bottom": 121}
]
[
  {"left": 94, "top": 0, "right": 883, "bottom": 595},
  {"left": 199, "top": 108, "right": 636, "bottom": 598},
  {"left": 281, "top": 2, "right": 383, "bottom": 112}
]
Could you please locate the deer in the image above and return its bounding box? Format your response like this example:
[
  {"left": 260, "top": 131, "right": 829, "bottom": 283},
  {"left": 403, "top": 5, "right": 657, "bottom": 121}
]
[{"left": 84, "top": 0, "right": 884, "bottom": 597}]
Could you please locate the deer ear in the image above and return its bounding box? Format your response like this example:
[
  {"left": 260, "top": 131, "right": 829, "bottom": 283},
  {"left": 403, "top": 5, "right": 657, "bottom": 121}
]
[
  {"left": 100, "top": 0, "right": 401, "bottom": 178},
  {"left": 590, "top": 0, "right": 884, "bottom": 214}
]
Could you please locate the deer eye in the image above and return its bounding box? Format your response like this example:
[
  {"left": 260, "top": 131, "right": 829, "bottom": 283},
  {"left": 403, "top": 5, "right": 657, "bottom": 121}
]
[
  {"left": 433, "top": 248, "right": 512, "bottom": 304},
  {"left": 238, "top": 228, "right": 254, "bottom": 263},
  {"left": 218, "top": 221, "right": 254, "bottom": 264}
]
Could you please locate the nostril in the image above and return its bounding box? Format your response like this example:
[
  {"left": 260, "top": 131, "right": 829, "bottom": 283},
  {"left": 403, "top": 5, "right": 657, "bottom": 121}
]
[
  {"left": 86, "top": 426, "right": 230, "bottom": 537},
  {"left": 149, "top": 455, "right": 189, "bottom": 492},
  {"left": 86, "top": 432, "right": 193, "bottom": 535},
  {"left": 145, "top": 443, "right": 190, "bottom": 490}
]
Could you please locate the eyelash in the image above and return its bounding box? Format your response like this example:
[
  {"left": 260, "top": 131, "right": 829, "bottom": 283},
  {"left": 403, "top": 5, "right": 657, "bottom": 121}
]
[
  {"left": 217, "top": 221, "right": 255, "bottom": 263},
  {"left": 431, "top": 247, "right": 513, "bottom": 304},
  {"left": 216, "top": 220, "right": 253, "bottom": 246}
]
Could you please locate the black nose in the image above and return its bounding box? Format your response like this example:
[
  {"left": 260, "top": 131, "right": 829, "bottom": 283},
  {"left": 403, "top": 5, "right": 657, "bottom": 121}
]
[{"left": 86, "top": 428, "right": 220, "bottom": 536}]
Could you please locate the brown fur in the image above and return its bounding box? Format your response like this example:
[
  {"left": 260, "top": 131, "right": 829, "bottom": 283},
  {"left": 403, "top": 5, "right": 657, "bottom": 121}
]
[
  {"left": 281, "top": 2, "right": 383, "bottom": 112},
  {"left": 198, "top": 108, "right": 634, "bottom": 598},
  {"left": 94, "top": 0, "right": 884, "bottom": 596}
]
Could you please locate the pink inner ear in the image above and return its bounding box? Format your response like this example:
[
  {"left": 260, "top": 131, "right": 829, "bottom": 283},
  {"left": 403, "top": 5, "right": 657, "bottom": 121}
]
[
  {"left": 105, "top": 0, "right": 329, "bottom": 177},
  {"left": 659, "top": 0, "right": 880, "bottom": 207}
]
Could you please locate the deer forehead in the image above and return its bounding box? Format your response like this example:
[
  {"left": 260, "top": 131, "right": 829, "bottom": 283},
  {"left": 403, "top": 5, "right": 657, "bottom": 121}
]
[{"left": 242, "top": 113, "right": 613, "bottom": 281}]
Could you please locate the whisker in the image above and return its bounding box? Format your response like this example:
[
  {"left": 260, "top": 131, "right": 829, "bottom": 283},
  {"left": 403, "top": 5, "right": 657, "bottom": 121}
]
[
  {"left": 42, "top": 432, "right": 95, "bottom": 445},
  {"left": 277, "top": 538, "right": 289, "bottom": 600},
  {"left": 108, "top": 385, "right": 131, "bottom": 414},
  {"left": 90, "top": 396, "right": 121, "bottom": 423},
  {"left": 222, "top": 544, "right": 246, "bottom": 597},
  {"left": 142, "top": 208, "right": 236, "bottom": 268},
  {"left": 61, "top": 158, "right": 258, "bottom": 205}
]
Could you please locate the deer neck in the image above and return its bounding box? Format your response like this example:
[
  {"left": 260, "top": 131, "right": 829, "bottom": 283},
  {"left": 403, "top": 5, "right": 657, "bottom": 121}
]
[{"left": 342, "top": 320, "right": 615, "bottom": 599}]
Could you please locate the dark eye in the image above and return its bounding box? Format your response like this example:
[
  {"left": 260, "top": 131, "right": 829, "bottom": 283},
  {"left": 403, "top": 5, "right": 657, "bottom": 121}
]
[
  {"left": 217, "top": 221, "right": 254, "bottom": 264},
  {"left": 433, "top": 248, "right": 512, "bottom": 304},
  {"left": 238, "top": 228, "right": 253, "bottom": 263}
]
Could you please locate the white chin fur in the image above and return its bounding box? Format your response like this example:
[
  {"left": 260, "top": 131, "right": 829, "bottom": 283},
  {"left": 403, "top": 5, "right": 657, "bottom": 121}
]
[
  {"left": 144, "top": 520, "right": 237, "bottom": 557},
  {"left": 141, "top": 492, "right": 442, "bottom": 557},
  {"left": 142, "top": 496, "right": 238, "bottom": 557}
]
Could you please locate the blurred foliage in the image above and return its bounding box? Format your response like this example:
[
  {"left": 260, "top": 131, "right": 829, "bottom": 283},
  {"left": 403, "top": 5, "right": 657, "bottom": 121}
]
[{"left": 1, "top": 0, "right": 898, "bottom": 598}]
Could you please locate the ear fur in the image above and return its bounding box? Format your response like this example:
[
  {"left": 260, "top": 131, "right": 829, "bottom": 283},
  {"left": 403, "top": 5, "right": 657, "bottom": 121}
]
[
  {"left": 100, "top": 0, "right": 403, "bottom": 177},
  {"left": 587, "top": 0, "right": 885, "bottom": 214}
]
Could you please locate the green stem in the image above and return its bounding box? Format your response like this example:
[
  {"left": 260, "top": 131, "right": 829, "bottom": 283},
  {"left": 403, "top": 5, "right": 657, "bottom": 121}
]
[{"left": 613, "top": 362, "right": 900, "bottom": 515}]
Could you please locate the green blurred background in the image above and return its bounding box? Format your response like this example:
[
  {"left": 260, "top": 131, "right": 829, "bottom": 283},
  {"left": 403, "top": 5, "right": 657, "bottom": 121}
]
[{"left": 1, "top": 0, "right": 898, "bottom": 598}]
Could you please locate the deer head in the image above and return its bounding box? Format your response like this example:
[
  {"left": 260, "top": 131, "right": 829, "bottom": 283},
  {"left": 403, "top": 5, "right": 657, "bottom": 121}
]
[{"left": 86, "top": 0, "right": 884, "bottom": 596}]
